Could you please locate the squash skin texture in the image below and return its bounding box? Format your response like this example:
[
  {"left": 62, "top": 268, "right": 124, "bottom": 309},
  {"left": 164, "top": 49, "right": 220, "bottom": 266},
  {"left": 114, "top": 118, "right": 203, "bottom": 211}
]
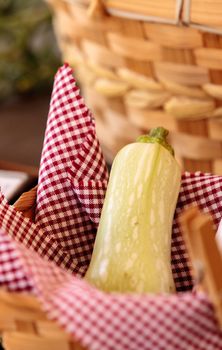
[{"left": 85, "top": 142, "right": 181, "bottom": 294}]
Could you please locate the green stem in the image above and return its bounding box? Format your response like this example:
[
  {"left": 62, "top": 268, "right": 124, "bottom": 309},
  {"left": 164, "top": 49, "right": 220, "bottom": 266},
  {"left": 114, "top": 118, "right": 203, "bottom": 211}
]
[{"left": 137, "top": 127, "right": 174, "bottom": 156}]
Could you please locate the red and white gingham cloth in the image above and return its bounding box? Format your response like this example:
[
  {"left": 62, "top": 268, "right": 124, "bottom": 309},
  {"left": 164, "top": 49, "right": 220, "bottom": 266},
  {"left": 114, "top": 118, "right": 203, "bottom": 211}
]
[
  {"left": 0, "top": 228, "right": 33, "bottom": 292},
  {"left": 1, "top": 64, "right": 222, "bottom": 348},
  {"left": 1, "top": 172, "right": 222, "bottom": 349},
  {"left": 0, "top": 192, "right": 77, "bottom": 272},
  {"left": 0, "top": 64, "right": 108, "bottom": 276},
  {"left": 35, "top": 64, "right": 108, "bottom": 275}
]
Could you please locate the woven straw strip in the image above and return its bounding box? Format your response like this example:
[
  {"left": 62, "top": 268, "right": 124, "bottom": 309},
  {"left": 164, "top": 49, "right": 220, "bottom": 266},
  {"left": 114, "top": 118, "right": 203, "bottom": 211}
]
[
  {"left": 88, "top": 62, "right": 118, "bottom": 80},
  {"left": 161, "top": 79, "right": 207, "bottom": 99},
  {"left": 0, "top": 291, "right": 41, "bottom": 312},
  {"left": 117, "top": 68, "right": 164, "bottom": 91},
  {"left": 203, "top": 84, "right": 222, "bottom": 100},
  {"left": 60, "top": 44, "right": 85, "bottom": 66},
  {"left": 187, "top": 0, "right": 222, "bottom": 29},
  {"left": 143, "top": 23, "right": 203, "bottom": 49},
  {"left": 88, "top": 0, "right": 106, "bottom": 18},
  {"left": 76, "top": 65, "right": 97, "bottom": 86},
  {"left": 104, "top": 0, "right": 182, "bottom": 22},
  {"left": 103, "top": 110, "right": 141, "bottom": 140},
  {"left": 170, "top": 132, "right": 222, "bottom": 160},
  {"left": 207, "top": 108, "right": 222, "bottom": 119},
  {"left": 195, "top": 48, "right": 222, "bottom": 70},
  {"left": 127, "top": 107, "right": 177, "bottom": 131},
  {"left": 67, "top": 1, "right": 122, "bottom": 32},
  {"left": 3, "top": 332, "right": 71, "bottom": 350},
  {"left": 107, "top": 33, "right": 163, "bottom": 61},
  {"left": 165, "top": 97, "right": 215, "bottom": 119},
  {"left": 154, "top": 62, "right": 210, "bottom": 86},
  {"left": 14, "top": 186, "right": 37, "bottom": 220},
  {"left": 125, "top": 90, "right": 171, "bottom": 109},
  {"left": 82, "top": 40, "right": 125, "bottom": 68},
  {"left": 0, "top": 290, "right": 85, "bottom": 349},
  {"left": 94, "top": 78, "right": 129, "bottom": 97}
]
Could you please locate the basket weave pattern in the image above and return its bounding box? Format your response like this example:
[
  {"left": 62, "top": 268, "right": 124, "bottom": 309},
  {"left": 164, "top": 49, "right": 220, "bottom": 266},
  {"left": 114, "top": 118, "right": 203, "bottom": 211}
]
[
  {"left": 0, "top": 187, "right": 84, "bottom": 350},
  {"left": 47, "top": 0, "right": 222, "bottom": 173},
  {"left": 2, "top": 172, "right": 222, "bottom": 350},
  {"left": 1, "top": 63, "right": 222, "bottom": 348}
]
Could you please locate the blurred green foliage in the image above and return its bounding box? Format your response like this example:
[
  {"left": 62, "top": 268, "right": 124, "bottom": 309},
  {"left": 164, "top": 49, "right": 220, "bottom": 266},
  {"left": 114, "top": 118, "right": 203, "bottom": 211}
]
[{"left": 0, "top": 0, "right": 61, "bottom": 101}]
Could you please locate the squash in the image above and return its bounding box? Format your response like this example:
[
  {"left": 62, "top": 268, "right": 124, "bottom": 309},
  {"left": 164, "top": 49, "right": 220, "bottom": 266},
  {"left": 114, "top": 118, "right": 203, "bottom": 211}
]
[{"left": 85, "top": 127, "right": 181, "bottom": 293}]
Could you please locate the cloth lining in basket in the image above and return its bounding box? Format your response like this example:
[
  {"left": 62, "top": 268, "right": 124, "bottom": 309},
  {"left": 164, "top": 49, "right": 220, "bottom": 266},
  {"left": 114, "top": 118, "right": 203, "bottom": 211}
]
[{"left": 2, "top": 171, "right": 222, "bottom": 349}]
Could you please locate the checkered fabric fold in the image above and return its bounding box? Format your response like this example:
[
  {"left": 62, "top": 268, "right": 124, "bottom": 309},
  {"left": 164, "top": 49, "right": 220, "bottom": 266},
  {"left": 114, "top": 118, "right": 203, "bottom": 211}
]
[
  {"left": 67, "top": 176, "right": 107, "bottom": 225},
  {"left": 0, "top": 191, "right": 81, "bottom": 273},
  {"left": 35, "top": 64, "right": 108, "bottom": 275},
  {"left": 172, "top": 172, "right": 222, "bottom": 291},
  {"left": 0, "top": 64, "right": 109, "bottom": 277},
  {"left": 1, "top": 63, "right": 222, "bottom": 348},
  {"left": 1, "top": 170, "right": 222, "bottom": 349},
  {"left": 0, "top": 228, "right": 33, "bottom": 292}
]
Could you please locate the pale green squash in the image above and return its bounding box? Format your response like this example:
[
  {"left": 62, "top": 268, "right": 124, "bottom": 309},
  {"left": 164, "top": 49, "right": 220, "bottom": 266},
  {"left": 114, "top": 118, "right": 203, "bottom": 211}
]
[{"left": 85, "top": 127, "right": 181, "bottom": 294}]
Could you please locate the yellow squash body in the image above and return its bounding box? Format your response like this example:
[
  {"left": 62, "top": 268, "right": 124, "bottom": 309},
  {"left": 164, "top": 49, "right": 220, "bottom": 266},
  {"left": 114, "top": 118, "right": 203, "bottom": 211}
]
[{"left": 85, "top": 141, "right": 181, "bottom": 293}]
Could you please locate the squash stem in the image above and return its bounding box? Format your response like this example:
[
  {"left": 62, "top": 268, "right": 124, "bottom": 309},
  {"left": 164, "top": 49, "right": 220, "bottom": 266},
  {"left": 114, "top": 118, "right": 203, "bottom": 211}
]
[{"left": 137, "top": 127, "right": 174, "bottom": 156}]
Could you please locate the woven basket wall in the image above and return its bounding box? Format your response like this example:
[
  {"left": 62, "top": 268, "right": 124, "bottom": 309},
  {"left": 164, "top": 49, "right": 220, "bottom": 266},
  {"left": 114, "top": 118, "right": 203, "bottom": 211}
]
[
  {"left": 0, "top": 187, "right": 85, "bottom": 350},
  {"left": 46, "top": 0, "right": 222, "bottom": 174}
]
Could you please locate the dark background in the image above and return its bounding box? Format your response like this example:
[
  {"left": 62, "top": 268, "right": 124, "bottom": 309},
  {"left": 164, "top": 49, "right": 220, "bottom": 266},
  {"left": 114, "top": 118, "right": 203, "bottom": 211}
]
[{"left": 0, "top": 0, "right": 61, "bottom": 168}]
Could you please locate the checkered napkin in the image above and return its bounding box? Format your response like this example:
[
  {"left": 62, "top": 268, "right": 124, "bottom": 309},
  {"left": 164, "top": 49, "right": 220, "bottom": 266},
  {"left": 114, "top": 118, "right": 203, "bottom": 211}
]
[
  {"left": 1, "top": 172, "right": 222, "bottom": 350},
  {"left": 0, "top": 63, "right": 108, "bottom": 276},
  {"left": 0, "top": 228, "right": 33, "bottom": 292},
  {"left": 35, "top": 63, "right": 108, "bottom": 275}
]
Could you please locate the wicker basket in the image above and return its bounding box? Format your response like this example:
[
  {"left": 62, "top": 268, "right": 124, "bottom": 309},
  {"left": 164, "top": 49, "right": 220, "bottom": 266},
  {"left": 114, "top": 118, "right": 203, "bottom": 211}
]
[
  {"left": 45, "top": 0, "right": 222, "bottom": 173},
  {"left": 1, "top": 186, "right": 222, "bottom": 350},
  {"left": 0, "top": 187, "right": 85, "bottom": 350}
]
